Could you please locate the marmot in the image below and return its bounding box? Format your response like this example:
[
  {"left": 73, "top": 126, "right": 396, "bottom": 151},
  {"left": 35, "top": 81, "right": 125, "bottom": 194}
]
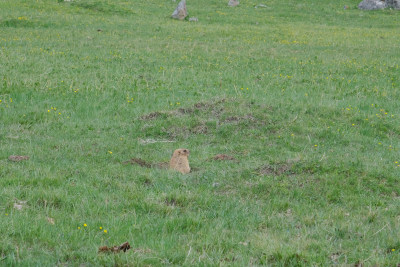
[{"left": 169, "top": 148, "right": 190, "bottom": 174}]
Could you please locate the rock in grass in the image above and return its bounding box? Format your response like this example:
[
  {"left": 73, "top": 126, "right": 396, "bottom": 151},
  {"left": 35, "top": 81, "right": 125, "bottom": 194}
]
[
  {"left": 13, "top": 200, "right": 27, "bottom": 210},
  {"left": 388, "top": 0, "right": 400, "bottom": 8},
  {"left": 358, "top": 0, "right": 387, "bottom": 10},
  {"left": 228, "top": 0, "right": 239, "bottom": 7},
  {"left": 171, "top": 0, "right": 188, "bottom": 20}
]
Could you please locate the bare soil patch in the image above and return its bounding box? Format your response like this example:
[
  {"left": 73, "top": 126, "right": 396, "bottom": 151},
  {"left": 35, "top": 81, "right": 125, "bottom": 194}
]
[
  {"left": 191, "top": 124, "right": 208, "bottom": 134},
  {"left": 222, "top": 115, "right": 256, "bottom": 123},
  {"left": 166, "top": 124, "right": 209, "bottom": 138},
  {"left": 8, "top": 155, "right": 30, "bottom": 162},
  {"left": 122, "top": 158, "right": 152, "bottom": 168},
  {"left": 122, "top": 158, "right": 169, "bottom": 169},
  {"left": 140, "top": 111, "right": 163, "bottom": 121},
  {"left": 258, "top": 163, "right": 294, "bottom": 176},
  {"left": 139, "top": 98, "right": 227, "bottom": 121},
  {"left": 212, "top": 154, "right": 237, "bottom": 161},
  {"left": 153, "top": 162, "right": 169, "bottom": 169},
  {"left": 164, "top": 197, "right": 179, "bottom": 207}
]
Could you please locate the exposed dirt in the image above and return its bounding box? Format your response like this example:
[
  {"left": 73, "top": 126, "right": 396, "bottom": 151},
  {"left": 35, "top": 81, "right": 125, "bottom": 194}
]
[
  {"left": 164, "top": 197, "right": 178, "bottom": 207},
  {"left": 177, "top": 107, "right": 194, "bottom": 114},
  {"left": 166, "top": 126, "right": 189, "bottom": 139},
  {"left": 190, "top": 124, "right": 208, "bottom": 134},
  {"left": 122, "top": 158, "right": 152, "bottom": 168},
  {"left": 46, "top": 217, "right": 55, "bottom": 225},
  {"left": 138, "top": 138, "right": 175, "bottom": 145},
  {"left": 221, "top": 114, "right": 263, "bottom": 128},
  {"left": 178, "top": 98, "right": 226, "bottom": 115},
  {"left": 122, "top": 158, "right": 169, "bottom": 170},
  {"left": 153, "top": 162, "right": 169, "bottom": 169},
  {"left": 8, "top": 155, "right": 30, "bottom": 162},
  {"left": 258, "top": 163, "right": 294, "bottom": 176},
  {"left": 223, "top": 116, "right": 241, "bottom": 123},
  {"left": 98, "top": 242, "right": 131, "bottom": 253},
  {"left": 166, "top": 124, "right": 208, "bottom": 138},
  {"left": 140, "top": 111, "right": 163, "bottom": 121},
  {"left": 213, "top": 154, "right": 237, "bottom": 161},
  {"left": 223, "top": 115, "right": 254, "bottom": 122},
  {"left": 139, "top": 98, "right": 227, "bottom": 121}
]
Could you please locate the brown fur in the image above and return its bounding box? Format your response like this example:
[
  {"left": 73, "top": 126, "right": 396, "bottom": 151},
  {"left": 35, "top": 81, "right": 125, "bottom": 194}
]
[{"left": 169, "top": 148, "right": 190, "bottom": 174}]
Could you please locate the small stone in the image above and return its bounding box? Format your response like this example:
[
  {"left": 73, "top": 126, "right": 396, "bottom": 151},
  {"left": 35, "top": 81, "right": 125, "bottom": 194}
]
[
  {"left": 189, "top": 17, "right": 198, "bottom": 22},
  {"left": 14, "top": 203, "right": 23, "bottom": 210},
  {"left": 388, "top": 0, "right": 400, "bottom": 9},
  {"left": 13, "top": 201, "right": 27, "bottom": 210},
  {"left": 228, "top": 0, "right": 239, "bottom": 7},
  {"left": 171, "top": 0, "right": 188, "bottom": 20}
]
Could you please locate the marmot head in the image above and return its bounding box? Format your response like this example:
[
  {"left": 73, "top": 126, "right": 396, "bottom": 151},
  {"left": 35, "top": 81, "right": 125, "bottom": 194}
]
[{"left": 173, "top": 148, "right": 190, "bottom": 157}]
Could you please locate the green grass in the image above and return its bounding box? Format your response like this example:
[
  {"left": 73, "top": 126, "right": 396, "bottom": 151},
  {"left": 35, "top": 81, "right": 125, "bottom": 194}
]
[{"left": 1, "top": 0, "right": 400, "bottom": 265}]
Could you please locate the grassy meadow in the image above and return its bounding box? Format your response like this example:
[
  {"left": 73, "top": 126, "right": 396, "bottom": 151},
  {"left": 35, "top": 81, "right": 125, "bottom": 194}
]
[{"left": 1, "top": 0, "right": 400, "bottom": 265}]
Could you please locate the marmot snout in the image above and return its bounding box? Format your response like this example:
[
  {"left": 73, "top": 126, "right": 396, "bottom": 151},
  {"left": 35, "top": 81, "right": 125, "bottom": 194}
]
[{"left": 169, "top": 148, "right": 190, "bottom": 174}]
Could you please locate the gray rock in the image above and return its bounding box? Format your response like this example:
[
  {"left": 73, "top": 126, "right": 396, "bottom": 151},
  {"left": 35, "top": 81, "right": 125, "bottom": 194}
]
[
  {"left": 358, "top": 0, "right": 387, "bottom": 10},
  {"left": 171, "top": 0, "right": 188, "bottom": 20},
  {"left": 387, "top": 0, "right": 400, "bottom": 8},
  {"left": 228, "top": 0, "right": 239, "bottom": 7},
  {"left": 189, "top": 17, "right": 198, "bottom": 22}
]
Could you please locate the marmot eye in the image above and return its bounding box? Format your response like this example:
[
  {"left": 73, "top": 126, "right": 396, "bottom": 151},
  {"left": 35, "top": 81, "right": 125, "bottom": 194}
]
[{"left": 183, "top": 149, "right": 187, "bottom": 152}]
